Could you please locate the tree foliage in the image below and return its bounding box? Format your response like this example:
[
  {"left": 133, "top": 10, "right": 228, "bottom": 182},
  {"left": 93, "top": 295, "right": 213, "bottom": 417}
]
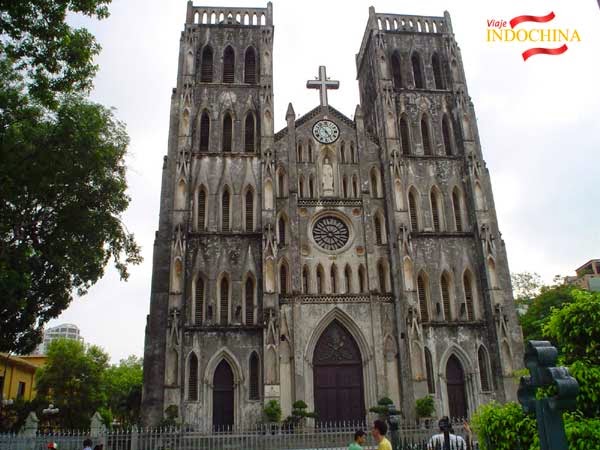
[
  {"left": 104, "top": 356, "right": 143, "bottom": 427},
  {"left": 0, "top": 0, "right": 141, "bottom": 354},
  {"left": 35, "top": 339, "right": 110, "bottom": 429}
]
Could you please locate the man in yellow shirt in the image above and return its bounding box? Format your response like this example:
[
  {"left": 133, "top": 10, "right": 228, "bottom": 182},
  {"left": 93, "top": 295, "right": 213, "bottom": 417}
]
[{"left": 371, "top": 419, "right": 392, "bottom": 450}]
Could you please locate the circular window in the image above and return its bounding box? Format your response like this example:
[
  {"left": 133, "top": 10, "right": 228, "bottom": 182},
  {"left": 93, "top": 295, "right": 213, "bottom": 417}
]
[{"left": 312, "top": 216, "right": 350, "bottom": 251}]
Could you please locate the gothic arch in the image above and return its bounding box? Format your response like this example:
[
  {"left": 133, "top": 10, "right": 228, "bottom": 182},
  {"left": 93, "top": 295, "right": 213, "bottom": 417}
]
[
  {"left": 202, "top": 348, "right": 244, "bottom": 427},
  {"left": 394, "top": 178, "right": 404, "bottom": 210},
  {"left": 265, "top": 257, "right": 275, "bottom": 293},
  {"left": 276, "top": 167, "right": 287, "bottom": 197},
  {"left": 221, "top": 185, "right": 232, "bottom": 231},
  {"left": 374, "top": 210, "right": 387, "bottom": 245},
  {"left": 244, "top": 46, "right": 258, "bottom": 84},
  {"left": 391, "top": 50, "right": 403, "bottom": 89},
  {"left": 248, "top": 351, "right": 260, "bottom": 400},
  {"left": 193, "top": 272, "right": 207, "bottom": 325},
  {"left": 462, "top": 268, "right": 478, "bottom": 320},
  {"left": 452, "top": 187, "right": 465, "bottom": 232},
  {"left": 279, "top": 258, "right": 290, "bottom": 295},
  {"left": 243, "top": 272, "right": 256, "bottom": 325},
  {"left": 302, "top": 265, "right": 311, "bottom": 294},
  {"left": 303, "top": 308, "right": 376, "bottom": 415},
  {"left": 442, "top": 114, "right": 454, "bottom": 156},
  {"left": 411, "top": 51, "right": 424, "bottom": 88},
  {"left": 297, "top": 141, "right": 303, "bottom": 162},
  {"left": 277, "top": 212, "right": 288, "bottom": 246},
  {"left": 429, "top": 185, "right": 445, "bottom": 232},
  {"left": 420, "top": 113, "right": 433, "bottom": 156},
  {"left": 432, "top": 52, "right": 445, "bottom": 89},
  {"left": 477, "top": 345, "right": 492, "bottom": 391},
  {"left": 408, "top": 186, "right": 421, "bottom": 231},
  {"left": 217, "top": 272, "right": 231, "bottom": 325},
  {"left": 222, "top": 111, "right": 233, "bottom": 152},
  {"left": 243, "top": 111, "right": 257, "bottom": 153},
  {"left": 358, "top": 264, "right": 367, "bottom": 293},
  {"left": 439, "top": 346, "right": 475, "bottom": 418},
  {"left": 352, "top": 174, "right": 359, "bottom": 198},
  {"left": 264, "top": 178, "right": 273, "bottom": 210},
  {"left": 195, "top": 184, "right": 208, "bottom": 231},
  {"left": 417, "top": 270, "right": 430, "bottom": 322},
  {"left": 316, "top": 264, "right": 325, "bottom": 294},
  {"left": 370, "top": 167, "right": 382, "bottom": 197},
  {"left": 330, "top": 263, "right": 339, "bottom": 294},
  {"left": 400, "top": 114, "right": 412, "bottom": 155},
  {"left": 377, "top": 259, "right": 390, "bottom": 293},
  {"left": 198, "top": 109, "right": 211, "bottom": 152},
  {"left": 187, "top": 351, "right": 199, "bottom": 401},
  {"left": 403, "top": 256, "right": 415, "bottom": 291},
  {"left": 243, "top": 185, "right": 255, "bottom": 232},
  {"left": 222, "top": 45, "right": 235, "bottom": 83},
  {"left": 440, "top": 270, "right": 454, "bottom": 321},
  {"left": 199, "top": 45, "right": 213, "bottom": 82},
  {"left": 344, "top": 264, "right": 352, "bottom": 293}
]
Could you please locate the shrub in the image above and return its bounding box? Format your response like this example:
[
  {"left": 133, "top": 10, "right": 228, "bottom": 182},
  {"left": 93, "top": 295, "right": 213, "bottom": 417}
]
[
  {"left": 471, "top": 402, "right": 536, "bottom": 450},
  {"left": 369, "top": 397, "right": 395, "bottom": 417},
  {"left": 415, "top": 395, "right": 435, "bottom": 418},
  {"left": 263, "top": 400, "right": 282, "bottom": 423}
]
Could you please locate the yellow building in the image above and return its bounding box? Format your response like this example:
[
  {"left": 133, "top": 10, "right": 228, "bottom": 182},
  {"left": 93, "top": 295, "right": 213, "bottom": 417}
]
[{"left": 0, "top": 353, "right": 45, "bottom": 402}]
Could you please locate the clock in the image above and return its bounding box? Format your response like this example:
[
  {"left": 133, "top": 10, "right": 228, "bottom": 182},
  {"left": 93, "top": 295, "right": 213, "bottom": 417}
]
[{"left": 312, "top": 120, "right": 340, "bottom": 144}]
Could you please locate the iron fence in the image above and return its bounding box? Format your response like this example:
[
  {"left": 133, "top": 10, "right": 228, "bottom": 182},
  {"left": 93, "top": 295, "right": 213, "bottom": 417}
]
[{"left": 0, "top": 420, "right": 479, "bottom": 450}]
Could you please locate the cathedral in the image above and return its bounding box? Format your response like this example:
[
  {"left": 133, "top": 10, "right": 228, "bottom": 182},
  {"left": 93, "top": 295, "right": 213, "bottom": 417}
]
[{"left": 141, "top": 2, "right": 524, "bottom": 428}]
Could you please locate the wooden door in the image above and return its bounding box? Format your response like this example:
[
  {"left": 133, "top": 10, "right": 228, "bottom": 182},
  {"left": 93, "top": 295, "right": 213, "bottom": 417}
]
[
  {"left": 213, "top": 360, "right": 234, "bottom": 428},
  {"left": 446, "top": 355, "right": 468, "bottom": 419},
  {"left": 313, "top": 320, "right": 365, "bottom": 423}
]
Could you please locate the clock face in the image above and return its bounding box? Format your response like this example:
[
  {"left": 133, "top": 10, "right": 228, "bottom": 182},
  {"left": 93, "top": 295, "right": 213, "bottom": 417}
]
[{"left": 312, "top": 120, "right": 340, "bottom": 144}]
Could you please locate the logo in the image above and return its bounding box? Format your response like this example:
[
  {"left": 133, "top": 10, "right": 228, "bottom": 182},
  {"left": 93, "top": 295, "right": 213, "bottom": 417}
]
[{"left": 486, "top": 12, "right": 581, "bottom": 61}]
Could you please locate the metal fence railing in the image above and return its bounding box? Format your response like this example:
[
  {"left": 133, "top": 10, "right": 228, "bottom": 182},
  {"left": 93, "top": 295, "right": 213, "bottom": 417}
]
[{"left": 0, "top": 419, "right": 479, "bottom": 450}]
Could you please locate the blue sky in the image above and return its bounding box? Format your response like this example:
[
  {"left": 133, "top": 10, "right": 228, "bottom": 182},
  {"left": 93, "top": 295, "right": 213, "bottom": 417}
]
[{"left": 54, "top": 0, "right": 600, "bottom": 361}]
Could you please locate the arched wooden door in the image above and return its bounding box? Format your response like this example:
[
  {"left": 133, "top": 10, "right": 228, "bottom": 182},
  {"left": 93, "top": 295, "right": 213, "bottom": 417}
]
[
  {"left": 213, "top": 360, "right": 234, "bottom": 428},
  {"left": 446, "top": 355, "right": 468, "bottom": 419},
  {"left": 313, "top": 320, "right": 365, "bottom": 423}
]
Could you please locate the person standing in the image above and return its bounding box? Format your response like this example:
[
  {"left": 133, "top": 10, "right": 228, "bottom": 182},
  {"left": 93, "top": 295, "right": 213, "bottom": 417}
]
[
  {"left": 82, "top": 438, "right": 93, "bottom": 450},
  {"left": 427, "top": 417, "right": 467, "bottom": 450},
  {"left": 371, "top": 420, "right": 392, "bottom": 450},
  {"left": 348, "top": 429, "right": 367, "bottom": 450}
]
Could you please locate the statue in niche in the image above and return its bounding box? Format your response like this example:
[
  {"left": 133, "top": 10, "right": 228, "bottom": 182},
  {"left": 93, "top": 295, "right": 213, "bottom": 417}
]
[{"left": 322, "top": 157, "right": 334, "bottom": 195}]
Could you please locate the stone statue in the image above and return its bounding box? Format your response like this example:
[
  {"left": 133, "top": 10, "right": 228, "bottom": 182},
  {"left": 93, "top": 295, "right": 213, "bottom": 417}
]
[{"left": 322, "top": 157, "right": 334, "bottom": 195}]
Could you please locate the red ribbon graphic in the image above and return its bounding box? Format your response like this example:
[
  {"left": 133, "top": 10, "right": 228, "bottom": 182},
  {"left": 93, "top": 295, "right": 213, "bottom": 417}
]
[
  {"left": 509, "top": 12, "right": 556, "bottom": 28},
  {"left": 508, "top": 12, "right": 568, "bottom": 61},
  {"left": 521, "top": 44, "right": 568, "bottom": 61}
]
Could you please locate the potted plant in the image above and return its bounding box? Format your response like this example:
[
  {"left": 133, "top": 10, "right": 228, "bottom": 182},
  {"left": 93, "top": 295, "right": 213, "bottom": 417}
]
[
  {"left": 263, "top": 400, "right": 282, "bottom": 433},
  {"left": 369, "top": 397, "right": 395, "bottom": 421},
  {"left": 415, "top": 395, "right": 435, "bottom": 428}
]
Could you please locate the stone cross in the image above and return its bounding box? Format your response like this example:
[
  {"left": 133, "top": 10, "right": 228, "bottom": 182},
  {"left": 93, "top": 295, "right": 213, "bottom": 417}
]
[
  {"left": 306, "top": 66, "right": 339, "bottom": 107},
  {"left": 517, "top": 341, "right": 579, "bottom": 450}
]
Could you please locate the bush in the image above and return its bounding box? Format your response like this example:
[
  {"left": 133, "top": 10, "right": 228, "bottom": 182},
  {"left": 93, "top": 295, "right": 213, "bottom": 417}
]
[
  {"left": 565, "top": 414, "right": 600, "bottom": 450},
  {"left": 263, "top": 400, "right": 282, "bottom": 423},
  {"left": 369, "top": 397, "right": 395, "bottom": 417},
  {"left": 471, "top": 402, "right": 536, "bottom": 450},
  {"left": 415, "top": 395, "right": 435, "bottom": 418}
]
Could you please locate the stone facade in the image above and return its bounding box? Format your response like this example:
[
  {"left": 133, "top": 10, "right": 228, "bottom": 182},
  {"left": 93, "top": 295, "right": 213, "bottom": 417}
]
[{"left": 141, "top": 3, "right": 524, "bottom": 427}]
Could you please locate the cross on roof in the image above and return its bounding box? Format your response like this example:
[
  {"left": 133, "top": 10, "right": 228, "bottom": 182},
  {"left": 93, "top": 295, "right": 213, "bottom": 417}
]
[{"left": 306, "top": 66, "right": 339, "bottom": 107}]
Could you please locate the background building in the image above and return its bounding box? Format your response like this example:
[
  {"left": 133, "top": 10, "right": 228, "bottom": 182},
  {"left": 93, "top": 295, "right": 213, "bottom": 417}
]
[
  {"left": 0, "top": 354, "right": 39, "bottom": 402},
  {"left": 565, "top": 259, "right": 600, "bottom": 292},
  {"left": 36, "top": 323, "right": 84, "bottom": 355},
  {"left": 142, "top": 3, "right": 523, "bottom": 427}
]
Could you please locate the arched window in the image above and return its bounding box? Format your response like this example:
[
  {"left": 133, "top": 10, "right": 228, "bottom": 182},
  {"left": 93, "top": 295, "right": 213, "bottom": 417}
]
[
  {"left": 199, "top": 111, "right": 210, "bottom": 152},
  {"left": 342, "top": 175, "right": 348, "bottom": 198},
  {"left": 197, "top": 186, "right": 207, "bottom": 231},
  {"left": 478, "top": 346, "right": 491, "bottom": 391},
  {"left": 344, "top": 265, "right": 352, "bottom": 293},
  {"left": 421, "top": 116, "right": 432, "bottom": 156},
  {"left": 316, "top": 265, "right": 325, "bottom": 294},
  {"left": 223, "top": 46, "right": 235, "bottom": 83},
  {"left": 188, "top": 353, "right": 199, "bottom": 400},
  {"left": 442, "top": 115, "right": 453, "bottom": 156},
  {"left": 222, "top": 188, "right": 231, "bottom": 231},
  {"left": 358, "top": 265, "right": 367, "bottom": 293},
  {"left": 222, "top": 113, "right": 233, "bottom": 152},
  {"left": 424, "top": 348, "right": 435, "bottom": 393},
  {"left": 244, "top": 47, "right": 257, "bottom": 84},
  {"left": 298, "top": 175, "right": 305, "bottom": 198},
  {"left": 245, "top": 188, "right": 254, "bottom": 231},
  {"left": 409, "top": 189, "right": 419, "bottom": 231},
  {"left": 378, "top": 261, "right": 388, "bottom": 293},
  {"left": 374, "top": 214, "right": 384, "bottom": 245},
  {"left": 278, "top": 215, "right": 286, "bottom": 245},
  {"left": 350, "top": 142, "right": 356, "bottom": 163},
  {"left": 200, "top": 46, "right": 213, "bottom": 82},
  {"left": 249, "top": 352, "right": 260, "bottom": 399},
  {"left": 340, "top": 142, "right": 346, "bottom": 163},
  {"left": 400, "top": 116, "right": 411, "bottom": 155},
  {"left": 277, "top": 169, "right": 286, "bottom": 197},
  {"left": 308, "top": 142, "right": 313, "bottom": 162},
  {"left": 195, "top": 276, "right": 205, "bottom": 324},
  {"left": 463, "top": 270, "right": 475, "bottom": 320},
  {"left": 220, "top": 277, "right": 229, "bottom": 324},
  {"left": 279, "top": 262, "right": 288, "bottom": 295},
  {"left": 412, "top": 52, "right": 424, "bottom": 88},
  {"left": 245, "top": 277, "right": 255, "bottom": 325},
  {"left": 352, "top": 175, "right": 359, "bottom": 198},
  {"left": 391, "top": 51, "right": 402, "bottom": 89},
  {"left": 441, "top": 272, "right": 452, "bottom": 320},
  {"left": 430, "top": 188, "right": 442, "bottom": 232},
  {"left": 297, "top": 143, "right": 303, "bottom": 162},
  {"left": 244, "top": 113, "right": 256, "bottom": 153},
  {"left": 302, "top": 265, "right": 310, "bottom": 294},
  {"left": 432, "top": 52, "right": 445, "bottom": 89},
  {"left": 309, "top": 175, "right": 315, "bottom": 198},
  {"left": 370, "top": 168, "right": 380, "bottom": 197},
  {"left": 417, "top": 272, "right": 429, "bottom": 322},
  {"left": 452, "top": 188, "right": 463, "bottom": 232},
  {"left": 330, "top": 264, "right": 338, "bottom": 294}
]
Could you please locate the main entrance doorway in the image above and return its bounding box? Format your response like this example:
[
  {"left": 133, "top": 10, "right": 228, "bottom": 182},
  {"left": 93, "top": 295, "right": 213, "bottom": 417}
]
[
  {"left": 212, "top": 360, "right": 234, "bottom": 428},
  {"left": 446, "top": 355, "right": 468, "bottom": 419},
  {"left": 313, "top": 320, "right": 365, "bottom": 423}
]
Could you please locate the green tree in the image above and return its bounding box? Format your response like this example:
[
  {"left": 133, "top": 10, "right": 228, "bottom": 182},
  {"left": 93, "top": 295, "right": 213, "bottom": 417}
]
[
  {"left": 511, "top": 271, "right": 543, "bottom": 314},
  {"left": 104, "top": 355, "right": 143, "bottom": 427},
  {"left": 35, "top": 338, "right": 110, "bottom": 429},
  {"left": 0, "top": 0, "right": 141, "bottom": 355},
  {"left": 519, "top": 284, "right": 576, "bottom": 342}
]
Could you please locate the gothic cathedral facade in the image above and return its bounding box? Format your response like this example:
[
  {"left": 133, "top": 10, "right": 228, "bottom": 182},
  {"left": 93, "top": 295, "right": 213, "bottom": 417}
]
[{"left": 142, "top": 2, "right": 524, "bottom": 427}]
